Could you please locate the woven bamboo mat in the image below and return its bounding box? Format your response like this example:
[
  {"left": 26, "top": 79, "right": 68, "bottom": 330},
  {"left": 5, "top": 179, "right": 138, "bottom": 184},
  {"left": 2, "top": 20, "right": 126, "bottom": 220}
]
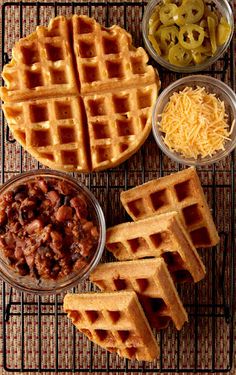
[{"left": 0, "top": 0, "right": 235, "bottom": 374}]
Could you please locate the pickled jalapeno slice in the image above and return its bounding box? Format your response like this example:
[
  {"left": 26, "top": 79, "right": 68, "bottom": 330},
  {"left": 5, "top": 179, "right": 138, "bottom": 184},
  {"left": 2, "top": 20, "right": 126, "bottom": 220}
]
[
  {"left": 203, "top": 7, "right": 219, "bottom": 26},
  {"left": 179, "top": 24, "right": 204, "bottom": 50},
  {"left": 217, "top": 17, "right": 231, "bottom": 46},
  {"left": 149, "top": 18, "right": 161, "bottom": 35},
  {"left": 160, "top": 26, "right": 179, "bottom": 53},
  {"left": 159, "top": 4, "right": 178, "bottom": 26},
  {"left": 168, "top": 43, "right": 192, "bottom": 66},
  {"left": 176, "top": 0, "right": 204, "bottom": 26},
  {"left": 148, "top": 34, "right": 162, "bottom": 55},
  {"left": 148, "top": 5, "right": 161, "bottom": 35},
  {"left": 207, "top": 16, "right": 217, "bottom": 54}
]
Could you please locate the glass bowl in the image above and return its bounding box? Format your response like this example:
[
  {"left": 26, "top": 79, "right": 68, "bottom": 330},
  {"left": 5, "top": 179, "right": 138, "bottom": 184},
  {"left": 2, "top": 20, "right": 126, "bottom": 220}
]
[
  {"left": 0, "top": 170, "right": 106, "bottom": 295},
  {"left": 142, "top": 0, "right": 234, "bottom": 73},
  {"left": 152, "top": 75, "right": 236, "bottom": 166}
]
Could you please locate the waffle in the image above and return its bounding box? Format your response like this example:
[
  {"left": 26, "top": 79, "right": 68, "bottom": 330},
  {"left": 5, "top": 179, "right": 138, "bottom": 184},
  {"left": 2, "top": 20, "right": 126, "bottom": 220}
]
[
  {"left": 106, "top": 212, "right": 206, "bottom": 283},
  {"left": 120, "top": 167, "right": 219, "bottom": 248},
  {"left": 63, "top": 291, "right": 159, "bottom": 361},
  {"left": 1, "top": 15, "right": 160, "bottom": 172},
  {"left": 90, "top": 258, "right": 188, "bottom": 330}
]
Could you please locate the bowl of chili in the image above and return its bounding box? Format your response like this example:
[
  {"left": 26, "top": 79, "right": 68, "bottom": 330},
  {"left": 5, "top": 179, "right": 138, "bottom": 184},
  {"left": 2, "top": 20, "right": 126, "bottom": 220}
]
[{"left": 0, "top": 170, "right": 106, "bottom": 294}]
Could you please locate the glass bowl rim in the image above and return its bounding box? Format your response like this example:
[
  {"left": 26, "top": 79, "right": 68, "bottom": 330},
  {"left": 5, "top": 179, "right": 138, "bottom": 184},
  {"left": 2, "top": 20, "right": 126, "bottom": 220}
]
[
  {"left": 0, "top": 169, "right": 106, "bottom": 295},
  {"left": 152, "top": 75, "right": 236, "bottom": 166},
  {"left": 142, "top": 0, "right": 234, "bottom": 73}
]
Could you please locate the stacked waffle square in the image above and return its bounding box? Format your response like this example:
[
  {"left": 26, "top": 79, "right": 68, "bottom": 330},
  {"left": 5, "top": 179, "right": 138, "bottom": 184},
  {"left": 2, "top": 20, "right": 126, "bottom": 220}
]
[
  {"left": 1, "top": 15, "right": 160, "bottom": 172},
  {"left": 63, "top": 291, "right": 159, "bottom": 361},
  {"left": 120, "top": 167, "right": 219, "bottom": 248},
  {"left": 90, "top": 258, "right": 188, "bottom": 330},
  {"left": 105, "top": 211, "right": 206, "bottom": 283}
]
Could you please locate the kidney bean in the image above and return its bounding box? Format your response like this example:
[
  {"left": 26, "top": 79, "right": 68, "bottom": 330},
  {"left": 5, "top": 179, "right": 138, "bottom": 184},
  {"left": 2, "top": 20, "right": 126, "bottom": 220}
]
[
  {"left": 82, "top": 221, "right": 93, "bottom": 231},
  {"left": 55, "top": 205, "right": 73, "bottom": 222},
  {"left": 26, "top": 219, "right": 43, "bottom": 234},
  {"left": 58, "top": 180, "right": 75, "bottom": 195},
  {"left": 37, "top": 178, "right": 48, "bottom": 193},
  {"left": 70, "top": 197, "right": 88, "bottom": 219},
  {"left": 47, "top": 190, "right": 60, "bottom": 205},
  {"left": 91, "top": 226, "right": 99, "bottom": 238}
]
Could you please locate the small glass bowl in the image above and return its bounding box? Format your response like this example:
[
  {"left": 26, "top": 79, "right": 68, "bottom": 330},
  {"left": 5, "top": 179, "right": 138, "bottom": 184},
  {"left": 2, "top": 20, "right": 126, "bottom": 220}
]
[
  {"left": 142, "top": 0, "right": 234, "bottom": 73},
  {"left": 0, "top": 170, "right": 106, "bottom": 295},
  {"left": 152, "top": 75, "right": 236, "bottom": 166}
]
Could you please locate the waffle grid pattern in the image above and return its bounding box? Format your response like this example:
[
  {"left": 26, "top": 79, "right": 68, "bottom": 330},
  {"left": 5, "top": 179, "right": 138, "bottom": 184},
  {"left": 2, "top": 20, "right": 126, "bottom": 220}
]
[
  {"left": 2, "top": 17, "right": 77, "bottom": 99},
  {"left": 64, "top": 291, "right": 160, "bottom": 361},
  {"left": 72, "top": 16, "right": 155, "bottom": 92},
  {"left": 121, "top": 167, "right": 220, "bottom": 248},
  {"left": 84, "top": 87, "right": 155, "bottom": 169},
  {"left": 106, "top": 212, "right": 206, "bottom": 283},
  {"left": 1, "top": 14, "right": 159, "bottom": 172},
  {"left": 3, "top": 96, "right": 88, "bottom": 170},
  {"left": 90, "top": 258, "right": 188, "bottom": 330}
]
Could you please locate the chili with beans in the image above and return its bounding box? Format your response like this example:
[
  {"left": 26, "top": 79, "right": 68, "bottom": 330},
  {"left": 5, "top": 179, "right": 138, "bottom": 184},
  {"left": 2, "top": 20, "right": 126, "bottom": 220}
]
[{"left": 0, "top": 177, "right": 99, "bottom": 280}]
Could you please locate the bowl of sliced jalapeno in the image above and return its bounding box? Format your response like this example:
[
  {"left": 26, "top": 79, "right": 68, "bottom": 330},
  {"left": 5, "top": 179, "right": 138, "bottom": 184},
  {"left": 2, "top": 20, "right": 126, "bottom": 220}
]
[{"left": 142, "top": 0, "right": 234, "bottom": 72}]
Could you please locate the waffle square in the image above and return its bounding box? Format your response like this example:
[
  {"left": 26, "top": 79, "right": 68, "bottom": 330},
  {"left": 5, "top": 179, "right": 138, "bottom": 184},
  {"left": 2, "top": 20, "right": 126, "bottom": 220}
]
[
  {"left": 63, "top": 291, "right": 159, "bottom": 361},
  {"left": 84, "top": 85, "right": 156, "bottom": 170},
  {"left": 90, "top": 258, "right": 188, "bottom": 330},
  {"left": 120, "top": 167, "right": 219, "bottom": 248},
  {"left": 106, "top": 212, "right": 206, "bottom": 283},
  {"left": 3, "top": 96, "right": 89, "bottom": 171},
  {"left": 1, "top": 15, "right": 160, "bottom": 172},
  {"left": 1, "top": 17, "right": 78, "bottom": 102},
  {"left": 72, "top": 15, "right": 157, "bottom": 94}
]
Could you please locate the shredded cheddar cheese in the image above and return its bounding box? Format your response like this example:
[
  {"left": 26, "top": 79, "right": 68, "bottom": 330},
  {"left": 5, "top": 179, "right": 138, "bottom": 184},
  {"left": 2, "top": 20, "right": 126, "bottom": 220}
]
[{"left": 158, "top": 86, "right": 234, "bottom": 159}]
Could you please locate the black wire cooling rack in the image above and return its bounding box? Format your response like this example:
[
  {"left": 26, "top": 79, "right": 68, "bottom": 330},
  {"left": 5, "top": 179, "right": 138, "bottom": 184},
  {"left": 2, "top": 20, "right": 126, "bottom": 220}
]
[{"left": 0, "top": 1, "right": 235, "bottom": 373}]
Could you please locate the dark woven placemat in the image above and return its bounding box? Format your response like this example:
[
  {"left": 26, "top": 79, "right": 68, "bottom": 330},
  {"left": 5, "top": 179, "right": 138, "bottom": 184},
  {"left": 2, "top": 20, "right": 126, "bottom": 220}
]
[{"left": 0, "top": 0, "right": 235, "bottom": 374}]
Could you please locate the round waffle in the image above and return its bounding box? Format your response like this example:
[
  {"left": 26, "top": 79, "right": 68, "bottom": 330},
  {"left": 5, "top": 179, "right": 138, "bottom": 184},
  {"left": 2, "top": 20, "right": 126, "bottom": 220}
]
[{"left": 1, "top": 15, "right": 160, "bottom": 172}]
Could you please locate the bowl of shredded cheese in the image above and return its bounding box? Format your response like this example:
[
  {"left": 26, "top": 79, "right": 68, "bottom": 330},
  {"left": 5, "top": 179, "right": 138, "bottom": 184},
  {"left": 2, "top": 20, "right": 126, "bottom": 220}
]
[{"left": 152, "top": 75, "right": 236, "bottom": 165}]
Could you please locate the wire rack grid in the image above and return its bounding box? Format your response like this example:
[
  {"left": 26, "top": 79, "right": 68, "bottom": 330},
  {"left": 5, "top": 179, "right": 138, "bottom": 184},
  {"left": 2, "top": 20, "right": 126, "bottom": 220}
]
[{"left": 0, "top": 0, "right": 235, "bottom": 373}]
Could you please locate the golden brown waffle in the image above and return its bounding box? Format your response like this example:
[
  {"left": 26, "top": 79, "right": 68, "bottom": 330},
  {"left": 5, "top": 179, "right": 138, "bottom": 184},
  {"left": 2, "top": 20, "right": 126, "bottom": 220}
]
[
  {"left": 90, "top": 258, "right": 188, "bottom": 330},
  {"left": 1, "top": 15, "right": 160, "bottom": 172},
  {"left": 63, "top": 291, "right": 159, "bottom": 361},
  {"left": 120, "top": 167, "right": 219, "bottom": 248},
  {"left": 106, "top": 211, "right": 206, "bottom": 283}
]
